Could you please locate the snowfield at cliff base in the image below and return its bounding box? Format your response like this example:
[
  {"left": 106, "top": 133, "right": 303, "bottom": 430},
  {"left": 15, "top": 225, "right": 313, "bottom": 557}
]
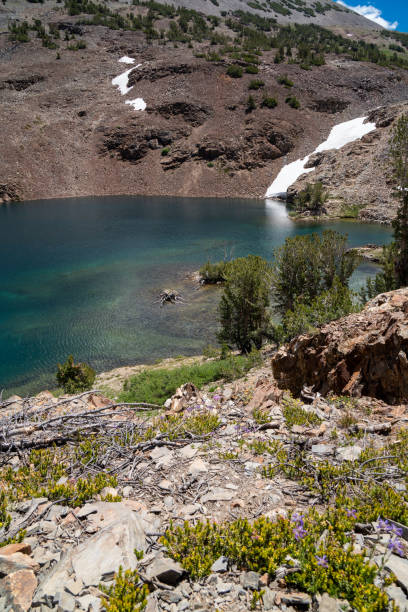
[{"left": 265, "top": 116, "right": 376, "bottom": 198}]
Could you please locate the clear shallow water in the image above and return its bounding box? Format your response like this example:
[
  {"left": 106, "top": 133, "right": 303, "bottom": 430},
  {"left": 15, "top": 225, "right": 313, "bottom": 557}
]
[{"left": 0, "top": 195, "right": 392, "bottom": 396}]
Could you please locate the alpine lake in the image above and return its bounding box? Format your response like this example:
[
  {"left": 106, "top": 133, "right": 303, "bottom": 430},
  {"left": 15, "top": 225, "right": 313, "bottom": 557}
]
[{"left": 0, "top": 195, "right": 393, "bottom": 396}]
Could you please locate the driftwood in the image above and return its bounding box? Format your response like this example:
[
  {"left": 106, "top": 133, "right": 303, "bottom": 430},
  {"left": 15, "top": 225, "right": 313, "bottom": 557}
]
[
  {"left": 0, "top": 391, "right": 163, "bottom": 452},
  {"left": 155, "top": 289, "right": 185, "bottom": 307}
]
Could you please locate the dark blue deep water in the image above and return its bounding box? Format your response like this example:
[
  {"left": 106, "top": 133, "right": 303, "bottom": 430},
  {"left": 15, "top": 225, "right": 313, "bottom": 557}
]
[{"left": 0, "top": 195, "right": 392, "bottom": 396}]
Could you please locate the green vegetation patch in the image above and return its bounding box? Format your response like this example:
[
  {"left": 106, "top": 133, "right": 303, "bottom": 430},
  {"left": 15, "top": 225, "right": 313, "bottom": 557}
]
[
  {"left": 282, "top": 396, "right": 322, "bottom": 429},
  {"left": 162, "top": 510, "right": 392, "bottom": 609},
  {"left": 119, "top": 352, "right": 261, "bottom": 405}
]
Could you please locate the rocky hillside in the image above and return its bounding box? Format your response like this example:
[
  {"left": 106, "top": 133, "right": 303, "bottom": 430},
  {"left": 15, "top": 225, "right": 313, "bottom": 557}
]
[
  {"left": 1, "top": 289, "right": 408, "bottom": 610},
  {"left": 0, "top": 0, "right": 408, "bottom": 217},
  {"left": 0, "top": 0, "right": 381, "bottom": 32}
]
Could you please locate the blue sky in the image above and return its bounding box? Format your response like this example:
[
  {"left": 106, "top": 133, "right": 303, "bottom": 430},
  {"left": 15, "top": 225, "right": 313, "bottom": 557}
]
[{"left": 336, "top": 0, "right": 408, "bottom": 32}]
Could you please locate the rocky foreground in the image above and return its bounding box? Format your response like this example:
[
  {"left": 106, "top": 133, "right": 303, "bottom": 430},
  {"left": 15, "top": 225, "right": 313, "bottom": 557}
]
[{"left": 1, "top": 289, "right": 408, "bottom": 611}]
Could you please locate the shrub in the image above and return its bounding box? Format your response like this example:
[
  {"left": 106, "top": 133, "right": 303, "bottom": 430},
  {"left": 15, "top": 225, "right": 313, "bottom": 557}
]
[
  {"left": 8, "top": 21, "right": 29, "bottom": 42},
  {"left": 293, "top": 181, "right": 328, "bottom": 214},
  {"left": 245, "top": 64, "right": 258, "bottom": 74},
  {"left": 246, "top": 94, "right": 256, "bottom": 113},
  {"left": 100, "top": 567, "right": 149, "bottom": 611},
  {"left": 226, "top": 64, "right": 243, "bottom": 78},
  {"left": 68, "top": 39, "right": 86, "bottom": 50},
  {"left": 56, "top": 355, "right": 95, "bottom": 394},
  {"left": 162, "top": 511, "right": 391, "bottom": 609},
  {"left": 199, "top": 260, "right": 228, "bottom": 284},
  {"left": 277, "top": 74, "right": 293, "bottom": 87},
  {"left": 273, "top": 279, "right": 359, "bottom": 343},
  {"left": 161, "top": 147, "right": 170, "bottom": 156},
  {"left": 285, "top": 95, "right": 300, "bottom": 109},
  {"left": 248, "top": 79, "right": 264, "bottom": 90},
  {"left": 261, "top": 96, "right": 277, "bottom": 109},
  {"left": 360, "top": 243, "right": 398, "bottom": 302},
  {"left": 218, "top": 255, "right": 272, "bottom": 353},
  {"left": 282, "top": 396, "right": 322, "bottom": 428}
]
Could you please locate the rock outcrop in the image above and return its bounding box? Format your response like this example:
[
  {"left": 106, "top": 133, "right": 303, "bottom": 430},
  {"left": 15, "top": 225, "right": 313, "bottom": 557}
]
[{"left": 272, "top": 289, "right": 408, "bottom": 404}]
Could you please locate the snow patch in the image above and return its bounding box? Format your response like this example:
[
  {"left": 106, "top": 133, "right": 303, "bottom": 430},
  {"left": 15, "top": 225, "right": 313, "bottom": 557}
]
[
  {"left": 265, "top": 116, "right": 376, "bottom": 198},
  {"left": 112, "top": 68, "right": 134, "bottom": 95},
  {"left": 119, "top": 56, "right": 135, "bottom": 64},
  {"left": 125, "top": 98, "right": 146, "bottom": 111}
]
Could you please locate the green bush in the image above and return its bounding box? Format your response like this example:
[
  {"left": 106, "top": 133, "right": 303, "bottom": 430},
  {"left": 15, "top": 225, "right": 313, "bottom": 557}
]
[
  {"left": 56, "top": 355, "right": 95, "bottom": 394},
  {"left": 245, "top": 64, "right": 259, "bottom": 74},
  {"left": 100, "top": 567, "right": 149, "bottom": 611},
  {"left": 293, "top": 181, "right": 328, "bottom": 214},
  {"left": 67, "top": 39, "right": 86, "bottom": 50},
  {"left": 360, "top": 243, "right": 398, "bottom": 302},
  {"left": 226, "top": 64, "right": 243, "bottom": 78},
  {"left": 161, "top": 147, "right": 170, "bottom": 156},
  {"left": 119, "top": 352, "right": 261, "bottom": 405},
  {"left": 282, "top": 395, "right": 322, "bottom": 428},
  {"left": 199, "top": 260, "right": 229, "bottom": 284},
  {"left": 261, "top": 96, "right": 277, "bottom": 109},
  {"left": 246, "top": 94, "right": 256, "bottom": 113},
  {"left": 248, "top": 79, "right": 264, "bottom": 90},
  {"left": 277, "top": 74, "right": 293, "bottom": 87},
  {"left": 162, "top": 511, "right": 391, "bottom": 609},
  {"left": 274, "top": 279, "right": 359, "bottom": 343},
  {"left": 285, "top": 95, "right": 300, "bottom": 109},
  {"left": 218, "top": 255, "right": 272, "bottom": 353}
]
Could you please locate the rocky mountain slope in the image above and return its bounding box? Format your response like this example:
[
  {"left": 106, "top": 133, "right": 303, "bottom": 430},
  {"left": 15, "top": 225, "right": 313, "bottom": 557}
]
[
  {"left": 0, "top": 0, "right": 381, "bottom": 32},
  {"left": 1, "top": 289, "right": 408, "bottom": 611},
  {"left": 0, "top": 0, "right": 408, "bottom": 218}
]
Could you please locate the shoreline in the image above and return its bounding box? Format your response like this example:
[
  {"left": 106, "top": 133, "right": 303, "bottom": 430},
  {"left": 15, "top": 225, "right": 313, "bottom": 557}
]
[{"left": 1, "top": 192, "right": 394, "bottom": 226}]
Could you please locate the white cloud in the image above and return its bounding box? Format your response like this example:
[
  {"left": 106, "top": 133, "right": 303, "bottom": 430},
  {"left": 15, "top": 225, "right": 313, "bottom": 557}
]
[{"left": 336, "top": 1, "right": 398, "bottom": 30}]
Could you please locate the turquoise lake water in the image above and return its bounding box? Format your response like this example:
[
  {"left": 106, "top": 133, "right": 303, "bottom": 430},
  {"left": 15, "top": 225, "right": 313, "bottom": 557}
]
[{"left": 0, "top": 195, "right": 393, "bottom": 396}]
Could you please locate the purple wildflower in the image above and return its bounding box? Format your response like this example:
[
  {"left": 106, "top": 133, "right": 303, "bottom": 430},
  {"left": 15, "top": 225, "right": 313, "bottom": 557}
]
[
  {"left": 293, "top": 525, "right": 307, "bottom": 541},
  {"left": 213, "top": 395, "right": 221, "bottom": 401},
  {"left": 235, "top": 425, "right": 241, "bottom": 432},
  {"left": 186, "top": 405, "right": 195, "bottom": 413},
  {"left": 392, "top": 525, "right": 404, "bottom": 537},
  {"left": 378, "top": 518, "right": 391, "bottom": 531},
  {"left": 346, "top": 509, "right": 357, "bottom": 519},
  {"left": 315, "top": 554, "right": 328, "bottom": 568},
  {"left": 292, "top": 512, "right": 305, "bottom": 527},
  {"left": 388, "top": 538, "right": 405, "bottom": 557}
]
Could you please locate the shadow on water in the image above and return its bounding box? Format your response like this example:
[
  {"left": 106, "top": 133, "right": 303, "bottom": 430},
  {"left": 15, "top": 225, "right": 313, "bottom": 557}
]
[{"left": 0, "top": 195, "right": 392, "bottom": 396}]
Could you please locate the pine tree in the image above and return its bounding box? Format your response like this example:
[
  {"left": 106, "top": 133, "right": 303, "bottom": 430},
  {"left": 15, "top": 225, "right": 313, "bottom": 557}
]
[
  {"left": 390, "top": 113, "right": 408, "bottom": 287},
  {"left": 217, "top": 255, "right": 272, "bottom": 353}
]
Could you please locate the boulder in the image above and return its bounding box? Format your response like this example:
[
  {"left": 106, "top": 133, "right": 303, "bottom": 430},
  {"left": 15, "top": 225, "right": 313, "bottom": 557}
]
[
  {"left": 0, "top": 552, "right": 39, "bottom": 576},
  {"left": 145, "top": 554, "right": 184, "bottom": 585},
  {"left": 165, "top": 382, "right": 198, "bottom": 414},
  {"left": 33, "top": 503, "right": 150, "bottom": 606},
  {"left": 272, "top": 289, "right": 408, "bottom": 404},
  {"left": 0, "top": 569, "right": 37, "bottom": 612}
]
